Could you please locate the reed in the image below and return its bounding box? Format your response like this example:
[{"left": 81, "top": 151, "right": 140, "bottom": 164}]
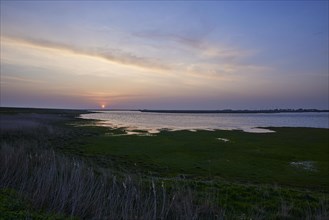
[{"left": 0, "top": 142, "right": 225, "bottom": 219}]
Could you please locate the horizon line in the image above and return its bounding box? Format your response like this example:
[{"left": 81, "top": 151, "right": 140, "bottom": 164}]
[{"left": 1, "top": 106, "right": 329, "bottom": 112}]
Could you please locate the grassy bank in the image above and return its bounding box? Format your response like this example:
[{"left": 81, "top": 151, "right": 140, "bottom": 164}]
[{"left": 0, "top": 108, "right": 328, "bottom": 219}]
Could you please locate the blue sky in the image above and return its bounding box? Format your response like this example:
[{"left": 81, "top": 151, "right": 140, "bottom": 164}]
[{"left": 1, "top": 1, "right": 328, "bottom": 109}]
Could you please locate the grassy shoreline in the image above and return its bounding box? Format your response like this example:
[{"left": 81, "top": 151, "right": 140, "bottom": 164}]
[{"left": 1, "top": 108, "right": 328, "bottom": 219}]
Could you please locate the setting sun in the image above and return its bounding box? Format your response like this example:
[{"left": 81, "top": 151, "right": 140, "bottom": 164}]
[{"left": 101, "top": 104, "right": 105, "bottom": 109}]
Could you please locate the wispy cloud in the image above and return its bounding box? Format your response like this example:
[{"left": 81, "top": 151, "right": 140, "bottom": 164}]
[
  {"left": 0, "top": 75, "right": 45, "bottom": 84},
  {"left": 135, "top": 30, "right": 203, "bottom": 49},
  {"left": 82, "top": 91, "right": 142, "bottom": 100},
  {"left": 131, "top": 30, "right": 267, "bottom": 82},
  {"left": 1, "top": 33, "right": 267, "bottom": 82},
  {"left": 2, "top": 35, "right": 172, "bottom": 72},
  {"left": 133, "top": 30, "right": 253, "bottom": 60},
  {"left": 183, "top": 62, "right": 270, "bottom": 81}
]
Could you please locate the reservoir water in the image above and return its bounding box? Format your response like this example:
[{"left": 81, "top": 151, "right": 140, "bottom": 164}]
[{"left": 80, "top": 111, "right": 329, "bottom": 133}]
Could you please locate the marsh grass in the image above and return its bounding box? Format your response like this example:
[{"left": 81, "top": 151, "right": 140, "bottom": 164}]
[
  {"left": 0, "top": 142, "right": 225, "bottom": 219},
  {"left": 1, "top": 142, "right": 328, "bottom": 219},
  {"left": 80, "top": 127, "right": 329, "bottom": 189},
  {"left": 0, "top": 110, "right": 328, "bottom": 219}
]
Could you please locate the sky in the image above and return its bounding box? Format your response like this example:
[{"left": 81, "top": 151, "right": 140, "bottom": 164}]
[{"left": 0, "top": 1, "right": 328, "bottom": 110}]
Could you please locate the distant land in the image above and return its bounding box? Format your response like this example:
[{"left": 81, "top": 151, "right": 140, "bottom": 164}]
[
  {"left": 139, "top": 109, "right": 329, "bottom": 114},
  {"left": 0, "top": 107, "right": 328, "bottom": 114}
]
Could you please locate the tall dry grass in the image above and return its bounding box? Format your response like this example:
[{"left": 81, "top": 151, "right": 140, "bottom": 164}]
[{"left": 0, "top": 142, "right": 221, "bottom": 219}]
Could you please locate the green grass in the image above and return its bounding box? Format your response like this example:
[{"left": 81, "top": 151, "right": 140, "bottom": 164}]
[
  {"left": 80, "top": 127, "right": 329, "bottom": 190},
  {"left": 0, "top": 188, "right": 72, "bottom": 219}
]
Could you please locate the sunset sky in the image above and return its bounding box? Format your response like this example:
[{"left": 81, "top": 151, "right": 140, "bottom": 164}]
[{"left": 1, "top": 1, "right": 328, "bottom": 110}]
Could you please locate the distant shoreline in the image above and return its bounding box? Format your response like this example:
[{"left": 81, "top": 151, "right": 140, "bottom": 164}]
[
  {"left": 1, "top": 107, "right": 328, "bottom": 114},
  {"left": 139, "top": 109, "right": 329, "bottom": 114}
]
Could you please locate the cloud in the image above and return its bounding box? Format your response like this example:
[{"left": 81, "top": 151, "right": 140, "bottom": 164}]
[
  {"left": 135, "top": 30, "right": 203, "bottom": 49},
  {"left": 133, "top": 30, "right": 253, "bottom": 60},
  {"left": 0, "top": 75, "right": 45, "bottom": 84},
  {"left": 1, "top": 33, "right": 267, "bottom": 83},
  {"left": 1, "top": 35, "right": 172, "bottom": 72},
  {"left": 182, "top": 61, "right": 272, "bottom": 84},
  {"left": 81, "top": 91, "right": 142, "bottom": 100},
  {"left": 131, "top": 30, "right": 268, "bottom": 81}
]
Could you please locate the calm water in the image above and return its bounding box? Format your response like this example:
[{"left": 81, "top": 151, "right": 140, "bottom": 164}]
[{"left": 80, "top": 111, "right": 329, "bottom": 133}]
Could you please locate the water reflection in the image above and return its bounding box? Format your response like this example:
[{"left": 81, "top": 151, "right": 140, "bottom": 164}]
[{"left": 80, "top": 111, "right": 329, "bottom": 133}]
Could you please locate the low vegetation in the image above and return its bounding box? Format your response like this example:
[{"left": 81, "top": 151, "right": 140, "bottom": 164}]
[
  {"left": 0, "top": 108, "right": 328, "bottom": 219},
  {"left": 79, "top": 127, "right": 329, "bottom": 190}
]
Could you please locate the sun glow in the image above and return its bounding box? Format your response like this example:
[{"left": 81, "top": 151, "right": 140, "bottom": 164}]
[{"left": 101, "top": 104, "right": 105, "bottom": 109}]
